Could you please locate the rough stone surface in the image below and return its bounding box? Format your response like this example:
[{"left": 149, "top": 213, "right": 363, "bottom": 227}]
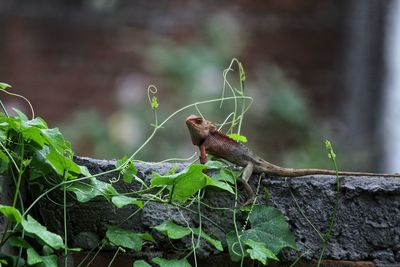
[
  {"left": 259, "top": 175, "right": 400, "bottom": 266},
  {"left": 35, "top": 157, "right": 400, "bottom": 265}
]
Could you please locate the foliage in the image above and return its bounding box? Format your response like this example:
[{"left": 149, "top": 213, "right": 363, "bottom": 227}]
[
  {"left": 116, "top": 156, "right": 138, "bottom": 183},
  {"left": 227, "top": 133, "right": 247, "bottom": 143},
  {"left": 227, "top": 206, "right": 296, "bottom": 265},
  {"left": 111, "top": 195, "right": 143, "bottom": 209},
  {"left": 154, "top": 220, "right": 223, "bottom": 251},
  {"left": 0, "top": 206, "right": 63, "bottom": 266},
  {"left": 105, "top": 225, "right": 147, "bottom": 252},
  {"left": 0, "top": 88, "right": 125, "bottom": 265},
  {"left": 316, "top": 140, "right": 340, "bottom": 267},
  {"left": 0, "top": 82, "right": 11, "bottom": 89},
  {"left": 0, "top": 60, "right": 302, "bottom": 266},
  {"left": 151, "top": 164, "right": 234, "bottom": 203},
  {"left": 152, "top": 257, "right": 191, "bottom": 267},
  {"left": 133, "top": 260, "right": 152, "bottom": 267}
]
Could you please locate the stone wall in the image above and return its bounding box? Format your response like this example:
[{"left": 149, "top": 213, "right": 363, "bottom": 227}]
[{"left": 32, "top": 157, "right": 400, "bottom": 266}]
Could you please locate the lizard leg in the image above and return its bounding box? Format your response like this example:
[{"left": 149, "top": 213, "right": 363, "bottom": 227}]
[
  {"left": 199, "top": 143, "right": 207, "bottom": 164},
  {"left": 238, "top": 178, "right": 255, "bottom": 206},
  {"left": 240, "top": 163, "right": 255, "bottom": 206},
  {"left": 242, "top": 162, "right": 254, "bottom": 183}
]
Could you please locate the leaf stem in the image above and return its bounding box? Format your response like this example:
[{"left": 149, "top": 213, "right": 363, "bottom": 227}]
[
  {"left": 317, "top": 141, "right": 341, "bottom": 266},
  {"left": 63, "top": 171, "right": 68, "bottom": 267},
  {"left": 12, "top": 135, "right": 24, "bottom": 208},
  {"left": 232, "top": 172, "right": 245, "bottom": 267},
  {"left": 0, "top": 89, "right": 35, "bottom": 119}
]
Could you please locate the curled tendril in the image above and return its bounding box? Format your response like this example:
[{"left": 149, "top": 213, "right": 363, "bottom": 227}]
[
  {"left": 0, "top": 88, "right": 35, "bottom": 119},
  {"left": 109, "top": 176, "right": 120, "bottom": 184},
  {"left": 147, "top": 85, "right": 158, "bottom": 108},
  {"left": 231, "top": 241, "right": 244, "bottom": 257},
  {"left": 147, "top": 84, "right": 159, "bottom": 127},
  {"left": 219, "top": 58, "right": 248, "bottom": 134}
]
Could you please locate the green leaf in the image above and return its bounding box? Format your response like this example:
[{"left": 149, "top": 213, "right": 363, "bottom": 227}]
[
  {"left": 152, "top": 257, "right": 191, "bottom": 267},
  {"left": 40, "top": 128, "right": 71, "bottom": 153},
  {"left": 12, "top": 108, "right": 28, "bottom": 121},
  {"left": 28, "top": 155, "right": 53, "bottom": 181},
  {"left": 0, "top": 205, "right": 23, "bottom": 223},
  {"left": 8, "top": 236, "right": 31, "bottom": 249},
  {"left": 206, "top": 161, "right": 240, "bottom": 193},
  {"left": 27, "top": 247, "right": 42, "bottom": 265},
  {"left": 203, "top": 160, "right": 225, "bottom": 169},
  {"left": 133, "top": 260, "right": 152, "bottom": 267},
  {"left": 165, "top": 165, "right": 177, "bottom": 175},
  {"left": 248, "top": 206, "right": 297, "bottom": 252},
  {"left": 67, "top": 178, "right": 118, "bottom": 202},
  {"left": 227, "top": 133, "right": 247, "bottom": 143},
  {"left": 246, "top": 206, "right": 296, "bottom": 254},
  {"left": 242, "top": 229, "right": 292, "bottom": 255},
  {"left": 78, "top": 165, "right": 91, "bottom": 177},
  {"left": 154, "top": 221, "right": 222, "bottom": 251},
  {"left": 0, "top": 148, "right": 10, "bottom": 174},
  {"left": 151, "top": 164, "right": 232, "bottom": 203},
  {"left": 139, "top": 232, "right": 155, "bottom": 242},
  {"left": 111, "top": 195, "right": 143, "bottom": 209},
  {"left": 151, "top": 164, "right": 211, "bottom": 203},
  {"left": 248, "top": 205, "right": 283, "bottom": 226},
  {"left": 0, "top": 252, "right": 25, "bottom": 267},
  {"left": 0, "top": 82, "right": 11, "bottom": 89},
  {"left": 5, "top": 237, "right": 57, "bottom": 266},
  {"left": 11, "top": 116, "right": 47, "bottom": 148},
  {"left": 211, "top": 168, "right": 239, "bottom": 193},
  {"left": 21, "top": 215, "right": 64, "bottom": 250},
  {"left": 42, "top": 245, "right": 54, "bottom": 256},
  {"left": 192, "top": 228, "right": 223, "bottom": 251},
  {"left": 38, "top": 145, "right": 80, "bottom": 179},
  {"left": 26, "top": 116, "right": 48, "bottom": 128},
  {"left": 227, "top": 206, "right": 297, "bottom": 262},
  {"left": 154, "top": 221, "right": 190, "bottom": 239},
  {"left": 151, "top": 96, "right": 159, "bottom": 110},
  {"left": 24, "top": 243, "right": 58, "bottom": 266},
  {"left": 226, "top": 231, "right": 246, "bottom": 262},
  {"left": 116, "top": 156, "right": 137, "bottom": 184},
  {"left": 0, "top": 111, "right": 93, "bottom": 201},
  {"left": 105, "top": 225, "right": 143, "bottom": 251},
  {"left": 30, "top": 126, "right": 85, "bottom": 179},
  {"left": 244, "top": 239, "right": 278, "bottom": 265},
  {"left": 41, "top": 255, "right": 58, "bottom": 267}
]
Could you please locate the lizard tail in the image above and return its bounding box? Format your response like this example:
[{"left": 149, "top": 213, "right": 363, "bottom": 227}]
[{"left": 258, "top": 159, "right": 399, "bottom": 177}]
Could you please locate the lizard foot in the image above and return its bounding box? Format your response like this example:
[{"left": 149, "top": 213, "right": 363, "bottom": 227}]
[
  {"left": 241, "top": 195, "right": 256, "bottom": 207},
  {"left": 237, "top": 178, "right": 256, "bottom": 207}
]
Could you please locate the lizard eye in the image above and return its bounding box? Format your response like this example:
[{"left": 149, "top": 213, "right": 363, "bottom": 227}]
[{"left": 195, "top": 118, "right": 202, "bottom": 124}]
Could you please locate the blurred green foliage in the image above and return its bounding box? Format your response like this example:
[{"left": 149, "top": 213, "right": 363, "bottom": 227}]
[{"left": 60, "top": 14, "right": 345, "bottom": 170}]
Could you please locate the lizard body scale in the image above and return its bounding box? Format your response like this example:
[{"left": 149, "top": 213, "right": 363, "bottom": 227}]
[{"left": 185, "top": 115, "right": 400, "bottom": 187}]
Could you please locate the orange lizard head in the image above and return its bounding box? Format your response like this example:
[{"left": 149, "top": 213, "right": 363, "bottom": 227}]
[{"left": 185, "top": 115, "right": 215, "bottom": 146}]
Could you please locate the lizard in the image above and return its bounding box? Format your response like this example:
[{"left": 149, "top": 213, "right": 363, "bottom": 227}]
[{"left": 185, "top": 114, "right": 400, "bottom": 203}]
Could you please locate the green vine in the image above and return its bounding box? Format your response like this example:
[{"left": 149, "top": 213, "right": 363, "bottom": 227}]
[
  {"left": 0, "top": 59, "right": 298, "bottom": 267},
  {"left": 316, "top": 140, "right": 341, "bottom": 267}
]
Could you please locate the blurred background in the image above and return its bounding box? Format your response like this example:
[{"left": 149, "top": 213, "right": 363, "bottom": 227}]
[{"left": 1, "top": 0, "right": 399, "bottom": 172}]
